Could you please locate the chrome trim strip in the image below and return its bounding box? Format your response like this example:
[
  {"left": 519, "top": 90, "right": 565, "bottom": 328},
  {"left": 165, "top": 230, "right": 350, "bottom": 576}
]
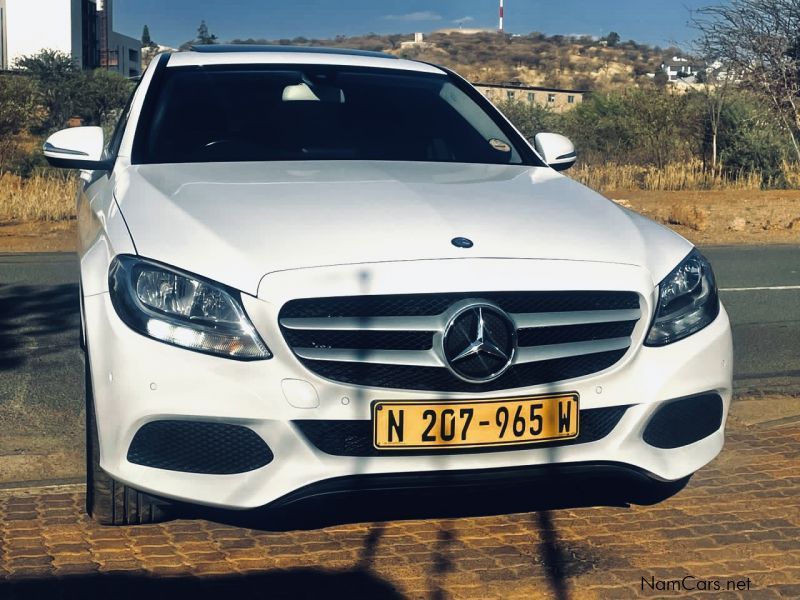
[
  {"left": 514, "top": 337, "right": 631, "bottom": 364},
  {"left": 43, "top": 142, "right": 90, "bottom": 157},
  {"left": 293, "top": 347, "right": 443, "bottom": 367},
  {"left": 280, "top": 315, "right": 444, "bottom": 331},
  {"left": 511, "top": 308, "right": 641, "bottom": 329}
]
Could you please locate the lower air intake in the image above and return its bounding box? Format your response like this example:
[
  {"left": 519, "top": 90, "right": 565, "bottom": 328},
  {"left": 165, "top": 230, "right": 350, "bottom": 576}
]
[
  {"left": 127, "top": 420, "right": 273, "bottom": 474},
  {"left": 643, "top": 394, "right": 724, "bottom": 449}
]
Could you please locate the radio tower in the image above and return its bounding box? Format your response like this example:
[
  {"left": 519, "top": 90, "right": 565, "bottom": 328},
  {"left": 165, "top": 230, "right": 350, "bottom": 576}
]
[{"left": 499, "top": 0, "right": 505, "bottom": 33}]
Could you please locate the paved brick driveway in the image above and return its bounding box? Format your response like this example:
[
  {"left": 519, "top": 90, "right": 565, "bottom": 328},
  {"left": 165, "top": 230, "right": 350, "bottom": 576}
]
[{"left": 0, "top": 407, "right": 798, "bottom": 600}]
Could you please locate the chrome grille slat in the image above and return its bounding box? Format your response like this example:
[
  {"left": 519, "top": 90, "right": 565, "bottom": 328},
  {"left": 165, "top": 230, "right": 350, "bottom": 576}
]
[
  {"left": 511, "top": 308, "right": 641, "bottom": 329},
  {"left": 293, "top": 347, "right": 444, "bottom": 367},
  {"left": 514, "top": 337, "right": 632, "bottom": 364}
]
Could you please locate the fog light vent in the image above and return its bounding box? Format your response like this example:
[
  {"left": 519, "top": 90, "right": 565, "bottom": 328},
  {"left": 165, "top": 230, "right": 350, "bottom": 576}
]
[
  {"left": 127, "top": 420, "right": 273, "bottom": 474},
  {"left": 643, "top": 394, "right": 723, "bottom": 449}
]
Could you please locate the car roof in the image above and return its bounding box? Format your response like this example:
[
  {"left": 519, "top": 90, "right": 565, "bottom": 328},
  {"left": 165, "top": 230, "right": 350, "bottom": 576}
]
[
  {"left": 190, "top": 44, "right": 397, "bottom": 59},
  {"left": 167, "top": 45, "right": 445, "bottom": 75}
]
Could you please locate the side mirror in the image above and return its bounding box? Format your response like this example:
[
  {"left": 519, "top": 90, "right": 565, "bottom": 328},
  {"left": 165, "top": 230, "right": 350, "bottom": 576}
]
[
  {"left": 532, "top": 133, "right": 577, "bottom": 171},
  {"left": 43, "top": 126, "right": 111, "bottom": 170}
]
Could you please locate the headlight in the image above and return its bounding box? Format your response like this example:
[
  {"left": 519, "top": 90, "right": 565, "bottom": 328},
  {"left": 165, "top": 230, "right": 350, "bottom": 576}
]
[
  {"left": 109, "top": 255, "right": 271, "bottom": 360},
  {"left": 645, "top": 249, "right": 720, "bottom": 346}
]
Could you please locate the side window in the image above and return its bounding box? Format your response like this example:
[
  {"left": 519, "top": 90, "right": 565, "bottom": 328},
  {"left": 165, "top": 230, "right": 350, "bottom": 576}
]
[{"left": 105, "top": 82, "right": 140, "bottom": 160}]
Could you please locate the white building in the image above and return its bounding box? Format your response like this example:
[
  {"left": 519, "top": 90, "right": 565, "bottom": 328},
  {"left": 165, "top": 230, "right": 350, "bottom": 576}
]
[
  {"left": 661, "top": 57, "right": 696, "bottom": 82},
  {"left": 0, "top": 0, "right": 140, "bottom": 77},
  {"left": 400, "top": 32, "right": 433, "bottom": 50}
]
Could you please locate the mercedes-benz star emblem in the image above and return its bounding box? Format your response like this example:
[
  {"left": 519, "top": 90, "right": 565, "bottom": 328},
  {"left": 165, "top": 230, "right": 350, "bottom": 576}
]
[{"left": 441, "top": 303, "right": 517, "bottom": 383}]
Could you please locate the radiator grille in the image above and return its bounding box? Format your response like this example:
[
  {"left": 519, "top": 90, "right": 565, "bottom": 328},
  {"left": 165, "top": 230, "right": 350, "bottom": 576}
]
[{"left": 279, "top": 291, "right": 641, "bottom": 392}]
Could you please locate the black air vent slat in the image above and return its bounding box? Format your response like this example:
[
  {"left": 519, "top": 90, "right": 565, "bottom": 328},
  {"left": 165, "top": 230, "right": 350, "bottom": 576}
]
[
  {"left": 517, "top": 320, "right": 637, "bottom": 347},
  {"left": 280, "top": 291, "right": 640, "bottom": 319}
]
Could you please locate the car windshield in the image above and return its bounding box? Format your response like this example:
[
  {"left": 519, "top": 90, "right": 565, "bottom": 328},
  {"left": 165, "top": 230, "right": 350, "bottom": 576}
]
[{"left": 134, "top": 65, "right": 535, "bottom": 166}]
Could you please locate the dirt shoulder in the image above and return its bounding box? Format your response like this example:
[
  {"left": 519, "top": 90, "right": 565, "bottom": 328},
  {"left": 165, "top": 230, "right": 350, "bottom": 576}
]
[
  {"left": 0, "top": 219, "right": 77, "bottom": 253},
  {"left": 611, "top": 189, "right": 800, "bottom": 246},
  {"left": 0, "top": 190, "right": 798, "bottom": 253}
]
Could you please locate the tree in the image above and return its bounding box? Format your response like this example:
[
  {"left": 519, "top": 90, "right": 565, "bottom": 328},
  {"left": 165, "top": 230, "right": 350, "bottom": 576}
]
[
  {"left": 496, "top": 101, "right": 557, "bottom": 139},
  {"left": 693, "top": 0, "right": 800, "bottom": 160},
  {"left": 559, "top": 87, "right": 701, "bottom": 169},
  {"left": 716, "top": 91, "right": 791, "bottom": 182},
  {"left": 78, "top": 70, "right": 134, "bottom": 127},
  {"left": 696, "top": 61, "right": 735, "bottom": 170},
  {"left": 196, "top": 20, "right": 218, "bottom": 45},
  {"left": 142, "top": 24, "right": 153, "bottom": 48},
  {"left": 0, "top": 75, "right": 40, "bottom": 137},
  {"left": 606, "top": 32, "right": 621, "bottom": 47},
  {"left": 14, "top": 50, "right": 83, "bottom": 130}
]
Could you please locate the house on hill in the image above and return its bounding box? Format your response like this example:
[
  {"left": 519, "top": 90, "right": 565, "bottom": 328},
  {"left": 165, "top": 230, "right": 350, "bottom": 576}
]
[
  {"left": 661, "top": 56, "right": 701, "bottom": 83},
  {"left": 473, "top": 81, "right": 587, "bottom": 113}
]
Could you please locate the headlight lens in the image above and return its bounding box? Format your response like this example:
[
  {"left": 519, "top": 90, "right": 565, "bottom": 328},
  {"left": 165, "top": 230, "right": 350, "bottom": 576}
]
[
  {"left": 109, "top": 256, "right": 271, "bottom": 360},
  {"left": 645, "top": 249, "right": 719, "bottom": 346}
]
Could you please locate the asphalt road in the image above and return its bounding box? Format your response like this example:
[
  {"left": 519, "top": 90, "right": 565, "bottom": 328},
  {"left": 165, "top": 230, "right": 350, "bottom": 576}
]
[
  {"left": 703, "top": 245, "right": 800, "bottom": 395},
  {"left": 0, "top": 246, "right": 797, "bottom": 431}
]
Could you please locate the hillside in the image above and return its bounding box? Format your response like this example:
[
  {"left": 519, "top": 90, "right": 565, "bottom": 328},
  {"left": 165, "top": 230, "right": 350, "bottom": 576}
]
[{"left": 228, "top": 31, "right": 680, "bottom": 90}]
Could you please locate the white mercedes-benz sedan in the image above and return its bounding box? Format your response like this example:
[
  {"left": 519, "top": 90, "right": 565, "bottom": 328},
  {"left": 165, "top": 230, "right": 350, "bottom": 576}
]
[{"left": 44, "top": 46, "right": 732, "bottom": 525}]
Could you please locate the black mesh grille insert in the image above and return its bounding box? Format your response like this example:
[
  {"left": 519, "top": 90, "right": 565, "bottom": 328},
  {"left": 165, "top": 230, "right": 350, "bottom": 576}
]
[
  {"left": 517, "top": 321, "right": 637, "bottom": 347},
  {"left": 283, "top": 329, "right": 434, "bottom": 351},
  {"left": 281, "top": 291, "right": 640, "bottom": 319},
  {"left": 302, "top": 349, "right": 627, "bottom": 393},
  {"left": 643, "top": 394, "right": 724, "bottom": 449},
  {"left": 295, "top": 405, "right": 630, "bottom": 457},
  {"left": 127, "top": 421, "right": 273, "bottom": 474}
]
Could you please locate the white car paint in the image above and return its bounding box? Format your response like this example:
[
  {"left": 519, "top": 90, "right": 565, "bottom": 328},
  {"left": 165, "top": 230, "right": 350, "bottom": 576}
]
[
  {"left": 49, "top": 48, "right": 732, "bottom": 515},
  {"left": 114, "top": 160, "right": 693, "bottom": 297}
]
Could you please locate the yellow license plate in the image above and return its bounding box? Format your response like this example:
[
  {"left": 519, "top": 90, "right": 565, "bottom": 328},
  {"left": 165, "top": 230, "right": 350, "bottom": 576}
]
[{"left": 373, "top": 393, "right": 579, "bottom": 450}]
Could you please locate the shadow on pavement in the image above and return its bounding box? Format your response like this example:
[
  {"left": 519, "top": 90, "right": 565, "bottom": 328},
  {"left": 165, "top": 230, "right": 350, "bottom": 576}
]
[
  {"left": 0, "top": 282, "right": 79, "bottom": 372},
  {"left": 0, "top": 568, "right": 405, "bottom": 600},
  {"left": 0, "top": 475, "right": 684, "bottom": 600}
]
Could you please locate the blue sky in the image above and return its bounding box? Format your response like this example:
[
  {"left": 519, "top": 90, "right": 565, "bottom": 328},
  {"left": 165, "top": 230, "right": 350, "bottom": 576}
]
[{"left": 115, "top": 1, "right": 714, "bottom": 49}]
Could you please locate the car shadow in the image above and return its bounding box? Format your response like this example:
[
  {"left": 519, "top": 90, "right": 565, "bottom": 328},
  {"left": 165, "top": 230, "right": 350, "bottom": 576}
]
[
  {"left": 0, "top": 475, "right": 686, "bottom": 600},
  {"left": 0, "top": 568, "right": 405, "bottom": 600},
  {"left": 183, "top": 470, "right": 685, "bottom": 531}
]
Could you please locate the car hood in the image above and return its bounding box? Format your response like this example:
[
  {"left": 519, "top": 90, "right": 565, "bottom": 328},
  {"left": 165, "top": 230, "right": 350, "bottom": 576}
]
[{"left": 115, "top": 161, "right": 692, "bottom": 296}]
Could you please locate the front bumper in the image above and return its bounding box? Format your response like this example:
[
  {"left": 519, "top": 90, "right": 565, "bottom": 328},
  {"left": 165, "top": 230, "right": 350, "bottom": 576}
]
[{"left": 84, "top": 259, "right": 733, "bottom": 511}]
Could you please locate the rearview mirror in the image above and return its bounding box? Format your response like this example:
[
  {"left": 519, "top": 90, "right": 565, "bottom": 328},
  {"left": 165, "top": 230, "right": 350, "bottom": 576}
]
[
  {"left": 531, "top": 133, "right": 577, "bottom": 172},
  {"left": 282, "top": 82, "right": 345, "bottom": 103},
  {"left": 43, "top": 126, "right": 111, "bottom": 170}
]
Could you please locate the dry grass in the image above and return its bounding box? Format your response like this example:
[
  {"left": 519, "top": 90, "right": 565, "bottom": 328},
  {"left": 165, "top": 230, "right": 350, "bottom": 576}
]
[
  {"left": 0, "top": 172, "right": 77, "bottom": 222},
  {"left": 571, "top": 159, "right": 800, "bottom": 192}
]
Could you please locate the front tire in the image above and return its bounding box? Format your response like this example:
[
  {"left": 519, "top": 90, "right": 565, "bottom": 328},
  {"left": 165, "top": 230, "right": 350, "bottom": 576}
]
[{"left": 84, "top": 353, "right": 171, "bottom": 525}]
